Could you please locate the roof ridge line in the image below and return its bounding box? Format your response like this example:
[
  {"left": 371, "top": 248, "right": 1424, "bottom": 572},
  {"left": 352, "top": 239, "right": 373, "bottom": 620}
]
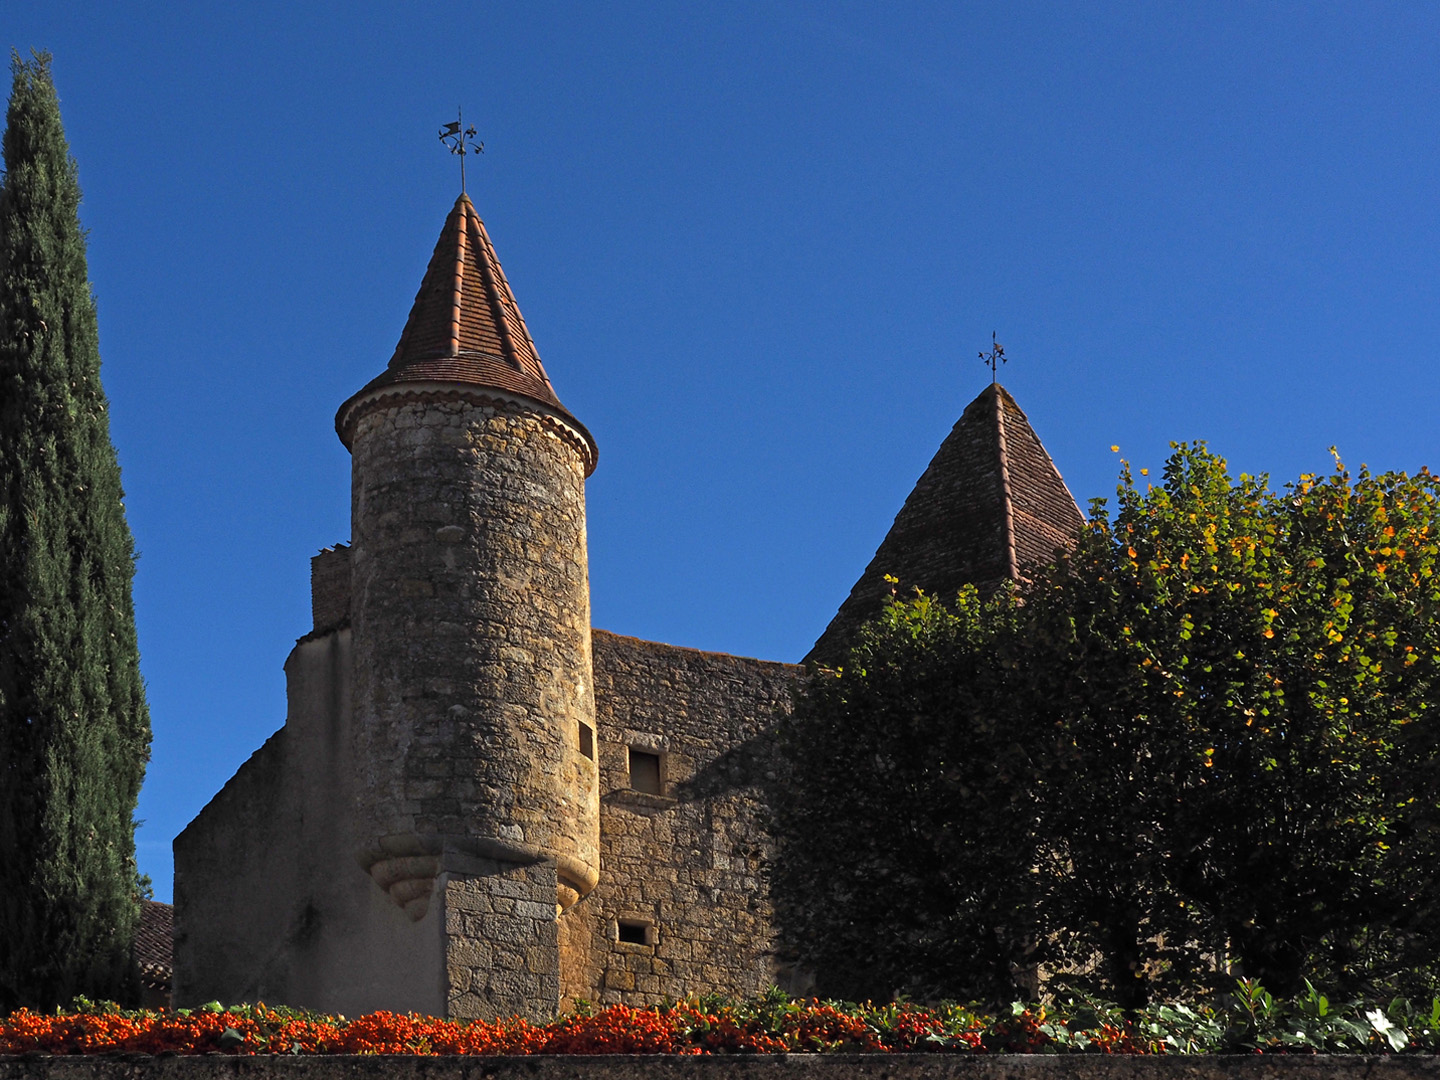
[
  {"left": 474, "top": 202, "right": 547, "bottom": 382},
  {"left": 994, "top": 385, "right": 1020, "bottom": 581},
  {"left": 448, "top": 202, "right": 466, "bottom": 356},
  {"left": 468, "top": 203, "right": 522, "bottom": 371}
]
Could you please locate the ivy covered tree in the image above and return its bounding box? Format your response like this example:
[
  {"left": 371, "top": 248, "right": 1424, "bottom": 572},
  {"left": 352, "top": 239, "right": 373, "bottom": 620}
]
[
  {"left": 771, "top": 585, "right": 1043, "bottom": 1003},
  {"left": 0, "top": 52, "right": 150, "bottom": 1010},
  {"left": 773, "top": 443, "right": 1440, "bottom": 1006}
]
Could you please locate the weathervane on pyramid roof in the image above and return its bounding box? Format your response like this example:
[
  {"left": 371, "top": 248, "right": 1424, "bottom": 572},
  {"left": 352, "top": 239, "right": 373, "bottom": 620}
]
[
  {"left": 439, "top": 109, "right": 483, "bottom": 194},
  {"left": 979, "top": 331, "right": 1007, "bottom": 384}
]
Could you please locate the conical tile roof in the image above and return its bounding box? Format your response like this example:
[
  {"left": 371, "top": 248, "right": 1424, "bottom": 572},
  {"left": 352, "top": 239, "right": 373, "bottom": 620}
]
[
  {"left": 805, "top": 383, "right": 1083, "bottom": 664},
  {"left": 337, "top": 194, "right": 595, "bottom": 471}
]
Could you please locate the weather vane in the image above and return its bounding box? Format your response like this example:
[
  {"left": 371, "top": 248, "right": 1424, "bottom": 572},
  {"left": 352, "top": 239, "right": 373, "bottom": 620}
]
[
  {"left": 439, "top": 109, "right": 483, "bottom": 194},
  {"left": 979, "top": 331, "right": 1006, "bottom": 384}
]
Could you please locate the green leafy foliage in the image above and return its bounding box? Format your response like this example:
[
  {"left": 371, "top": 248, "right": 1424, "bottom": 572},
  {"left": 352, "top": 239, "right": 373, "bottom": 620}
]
[
  {"left": 0, "top": 51, "right": 151, "bottom": 1010},
  {"left": 773, "top": 442, "right": 1440, "bottom": 1006},
  {"left": 770, "top": 584, "right": 1043, "bottom": 1002}
]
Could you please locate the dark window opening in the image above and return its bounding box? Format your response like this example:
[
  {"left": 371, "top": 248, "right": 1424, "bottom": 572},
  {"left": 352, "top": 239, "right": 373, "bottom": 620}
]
[
  {"left": 578, "top": 722, "right": 594, "bottom": 760},
  {"left": 617, "top": 920, "right": 648, "bottom": 945},
  {"left": 628, "top": 748, "right": 662, "bottom": 794}
]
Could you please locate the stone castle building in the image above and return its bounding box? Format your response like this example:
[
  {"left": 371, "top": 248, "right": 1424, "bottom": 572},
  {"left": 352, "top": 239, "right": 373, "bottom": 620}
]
[{"left": 173, "top": 193, "right": 1084, "bottom": 1021}]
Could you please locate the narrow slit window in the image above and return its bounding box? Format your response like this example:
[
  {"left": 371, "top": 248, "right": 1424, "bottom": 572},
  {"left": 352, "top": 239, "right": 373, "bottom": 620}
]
[
  {"left": 617, "top": 920, "right": 649, "bottom": 945},
  {"left": 628, "top": 748, "right": 662, "bottom": 795},
  {"left": 578, "top": 721, "right": 594, "bottom": 760}
]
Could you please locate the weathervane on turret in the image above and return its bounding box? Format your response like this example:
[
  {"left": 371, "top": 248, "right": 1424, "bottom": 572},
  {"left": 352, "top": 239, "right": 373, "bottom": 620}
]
[
  {"left": 979, "top": 331, "right": 1007, "bottom": 384},
  {"left": 439, "top": 109, "right": 483, "bottom": 194}
]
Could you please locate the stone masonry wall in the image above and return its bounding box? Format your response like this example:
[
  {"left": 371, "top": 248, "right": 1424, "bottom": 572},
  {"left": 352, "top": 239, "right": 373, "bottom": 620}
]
[
  {"left": 444, "top": 861, "right": 560, "bottom": 1023},
  {"left": 309, "top": 546, "right": 350, "bottom": 635},
  {"left": 347, "top": 393, "right": 600, "bottom": 920},
  {"left": 561, "top": 631, "right": 799, "bottom": 1007}
]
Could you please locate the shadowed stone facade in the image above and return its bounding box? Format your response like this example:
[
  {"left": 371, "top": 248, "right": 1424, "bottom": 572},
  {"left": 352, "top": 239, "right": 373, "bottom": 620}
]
[{"left": 173, "top": 194, "right": 1083, "bottom": 1020}]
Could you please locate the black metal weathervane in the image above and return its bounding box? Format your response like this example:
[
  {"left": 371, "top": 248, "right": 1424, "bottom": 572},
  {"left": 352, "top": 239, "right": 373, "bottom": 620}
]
[
  {"left": 439, "top": 109, "right": 483, "bottom": 194},
  {"left": 979, "top": 331, "right": 1007, "bottom": 384}
]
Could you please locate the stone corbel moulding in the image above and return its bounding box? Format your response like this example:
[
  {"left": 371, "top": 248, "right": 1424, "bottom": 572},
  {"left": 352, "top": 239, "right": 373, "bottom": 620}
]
[{"left": 357, "top": 833, "right": 599, "bottom": 921}]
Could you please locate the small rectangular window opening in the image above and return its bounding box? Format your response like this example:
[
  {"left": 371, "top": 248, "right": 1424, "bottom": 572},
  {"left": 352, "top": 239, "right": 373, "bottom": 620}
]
[
  {"left": 617, "top": 920, "right": 649, "bottom": 945},
  {"left": 578, "top": 722, "right": 594, "bottom": 760},
  {"left": 628, "top": 748, "right": 662, "bottom": 795}
]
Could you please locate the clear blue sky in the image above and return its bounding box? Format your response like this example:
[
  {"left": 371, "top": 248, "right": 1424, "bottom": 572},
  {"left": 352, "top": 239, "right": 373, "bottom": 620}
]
[{"left": 10, "top": 3, "right": 1440, "bottom": 901}]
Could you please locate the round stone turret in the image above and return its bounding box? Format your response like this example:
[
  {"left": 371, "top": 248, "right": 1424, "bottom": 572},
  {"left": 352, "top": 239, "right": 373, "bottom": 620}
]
[{"left": 336, "top": 195, "right": 600, "bottom": 920}]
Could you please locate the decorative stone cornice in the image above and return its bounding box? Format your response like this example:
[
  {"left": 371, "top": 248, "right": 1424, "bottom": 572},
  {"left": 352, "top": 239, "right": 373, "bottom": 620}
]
[
  {"left": 356, "top": 832, "right": 600, "bottom": 921},
  {"left": 335, "top": 381, "right": 598, "bottom": 477}
]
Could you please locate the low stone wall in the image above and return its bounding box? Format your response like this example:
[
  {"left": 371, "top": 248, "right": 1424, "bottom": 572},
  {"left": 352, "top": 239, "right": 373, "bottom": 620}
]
[{"left": 3, "top": 1056, "right": 1440, "bottom": 1080}]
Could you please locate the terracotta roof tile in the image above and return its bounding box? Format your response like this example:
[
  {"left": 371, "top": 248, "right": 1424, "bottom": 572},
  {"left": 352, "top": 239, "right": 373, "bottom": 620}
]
[
  {"left": 337, "top": 195, "right": 595, "bottom": 469},
  {"left": 806, "top": 383, "right": 1083, "bottom": 664},
  {"left": 134, "top": 899, "right": 172, "bottom": 988}
]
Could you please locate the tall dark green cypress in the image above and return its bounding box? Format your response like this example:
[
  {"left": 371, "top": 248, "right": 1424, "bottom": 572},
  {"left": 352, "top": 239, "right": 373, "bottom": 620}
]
[{"left": 0, "top": 51, "right": 150, "bottom": 1011}]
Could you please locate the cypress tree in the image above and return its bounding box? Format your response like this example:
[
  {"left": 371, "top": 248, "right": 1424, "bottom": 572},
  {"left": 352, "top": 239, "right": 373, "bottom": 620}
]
[{"left": 0, "top": 51, "right": 150, "bottom": 1010}]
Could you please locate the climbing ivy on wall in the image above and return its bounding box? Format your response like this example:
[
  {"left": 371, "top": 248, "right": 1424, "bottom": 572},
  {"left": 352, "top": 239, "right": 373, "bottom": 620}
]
[{"left": 773, "top": 443, "right": 1440, "bottom": 1008}]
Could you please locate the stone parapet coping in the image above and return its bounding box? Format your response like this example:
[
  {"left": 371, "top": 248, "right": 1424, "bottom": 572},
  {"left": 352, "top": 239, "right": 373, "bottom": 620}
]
[{"left": 4, "top": 1056, "right": 1440, "bottom": 1080}]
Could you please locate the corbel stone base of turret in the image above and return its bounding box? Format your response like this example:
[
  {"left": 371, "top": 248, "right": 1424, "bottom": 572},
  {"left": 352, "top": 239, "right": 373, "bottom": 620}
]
[
  {"left": 354, "top": 838, "right": 563, "bottom": 1020},
  {"left": 358, "top": 833, "right": 595, "bottom": 923}
]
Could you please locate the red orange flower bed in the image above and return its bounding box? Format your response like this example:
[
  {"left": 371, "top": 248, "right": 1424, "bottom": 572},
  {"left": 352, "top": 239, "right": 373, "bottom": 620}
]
[
  {"left": 0, "top": 999, "right": 1088, "bottom": 1057},
  {"left": 2, "top": 982, "right": 1438, "bottom": 1056}
]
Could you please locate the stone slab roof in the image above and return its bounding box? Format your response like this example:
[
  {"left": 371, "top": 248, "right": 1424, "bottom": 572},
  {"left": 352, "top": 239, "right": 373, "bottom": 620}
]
[{"left": 806, "top": 383, "right": 1084, "bottom": 664}]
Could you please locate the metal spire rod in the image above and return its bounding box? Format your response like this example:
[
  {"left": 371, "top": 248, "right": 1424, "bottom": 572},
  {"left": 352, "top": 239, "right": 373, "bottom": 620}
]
[
  {"left": 979, "top": 331, "right": 1007, "bottom": 384},
  {"left": 439, "top": 108, "right": 483, "bottom": 194}
]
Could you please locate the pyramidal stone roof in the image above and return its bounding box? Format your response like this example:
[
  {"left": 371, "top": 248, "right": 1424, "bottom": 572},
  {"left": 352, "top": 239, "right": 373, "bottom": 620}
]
[
  {"left": 806, "top": 383, "right": 1084, "bottom": 664},
  {"left": 337, "top": 194, "right": 595, "bottom": 470}
]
